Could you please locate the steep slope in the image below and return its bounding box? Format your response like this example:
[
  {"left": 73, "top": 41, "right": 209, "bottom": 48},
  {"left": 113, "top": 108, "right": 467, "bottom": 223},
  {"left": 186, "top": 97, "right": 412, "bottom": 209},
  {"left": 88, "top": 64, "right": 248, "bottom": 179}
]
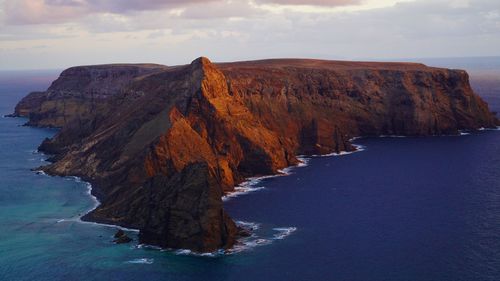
[
  {"left": 11, "top": 63, "right": 168, "bottom": 127},
  {"left": 12, "top": 57, "right": 499, "bottom": 252},
  {"left": 219, "top": 59, "right": 497, "bottom": 154}
]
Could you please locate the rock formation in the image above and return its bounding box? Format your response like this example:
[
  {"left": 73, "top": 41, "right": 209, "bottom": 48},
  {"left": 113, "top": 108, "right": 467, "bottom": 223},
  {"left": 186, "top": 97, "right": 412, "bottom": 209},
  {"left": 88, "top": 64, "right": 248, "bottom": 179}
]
[
  {"left": 12, "top": 57, "right": 499, "bottom": 252},
  {"left": 113, "top": 229, "right": 132, "bottom": 244},
  {"left": 11, "top": 63, "right": 168, "bottom": 127}
]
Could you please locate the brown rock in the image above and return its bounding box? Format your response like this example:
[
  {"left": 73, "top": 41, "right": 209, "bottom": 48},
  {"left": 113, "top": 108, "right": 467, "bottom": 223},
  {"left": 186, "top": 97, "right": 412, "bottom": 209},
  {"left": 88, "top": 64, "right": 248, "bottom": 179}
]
[
  {"left": 12, "top": 64, "right": 168, "bottom": 128},
  {"left": 113, "top": 229, "right": 132, "bottom": 244},
  {"left": 13, "top": 57, "right": 499, "bottom": 252},
  {"left": 139, "top": 162, "right": 237, "bottom": 252},
  {"left": 237, "top": 227, "right": 253, "bottom": 238}
]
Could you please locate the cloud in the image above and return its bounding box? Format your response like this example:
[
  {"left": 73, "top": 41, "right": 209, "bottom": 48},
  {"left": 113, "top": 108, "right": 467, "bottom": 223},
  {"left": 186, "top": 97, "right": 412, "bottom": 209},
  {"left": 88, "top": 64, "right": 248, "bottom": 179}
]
[
  {"left": 3, "top": 0, "right": 87, "bottom": 24},
  {"left": 2, "top": 0, "right": 366, "bottom": 25},
  {"left": 2, "top": 0, "right": 218, "bottom": 24},
  {"left": 1, "top": 0, "right": 499, "bottom": 70},
  {"left": 84, "top": 0, "right": 213, "bottom": 14},
  {"left": 256, "top": 0, "right": 361, "bottom": 6},
  {"left": 180, "top": 1, "right": 262, "bottom": 19}
]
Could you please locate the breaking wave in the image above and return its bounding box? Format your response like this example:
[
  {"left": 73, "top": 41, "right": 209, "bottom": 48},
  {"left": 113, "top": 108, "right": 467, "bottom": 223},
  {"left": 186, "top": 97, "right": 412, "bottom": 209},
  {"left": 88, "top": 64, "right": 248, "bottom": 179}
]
[
  {"left": 272, "top": 227, "right": 297, "bottom": 240},
  {"left": 225, "top": 222, "right": 297, "bottom": 255},
  {"left": 137, "top": 221, "right": 297, "bottom": 257},
  {"left": 311, "top": 143, "right": 366, "bottom": 157},
  {"left": 50, "top": 176, "right": 138, "bottom": 232},
  {"left": 125, "top": 258, "right": 154, "bottom": 264},
  {"left": 222, "top": 154, "right": 313, "bottom": 201}
]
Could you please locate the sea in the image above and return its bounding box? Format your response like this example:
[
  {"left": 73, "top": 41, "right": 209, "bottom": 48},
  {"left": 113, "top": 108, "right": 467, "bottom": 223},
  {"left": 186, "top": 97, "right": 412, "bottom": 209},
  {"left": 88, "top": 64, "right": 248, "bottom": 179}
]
[{"left": 0, "top": 64, "right": 499, "bottom": 281}]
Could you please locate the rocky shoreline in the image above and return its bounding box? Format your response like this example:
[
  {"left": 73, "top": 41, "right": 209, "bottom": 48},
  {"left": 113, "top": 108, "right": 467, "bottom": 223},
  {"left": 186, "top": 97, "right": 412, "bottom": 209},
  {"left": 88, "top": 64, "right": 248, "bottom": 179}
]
[{"left": 11, "top": 57, "right": 499, "bottom": 252}]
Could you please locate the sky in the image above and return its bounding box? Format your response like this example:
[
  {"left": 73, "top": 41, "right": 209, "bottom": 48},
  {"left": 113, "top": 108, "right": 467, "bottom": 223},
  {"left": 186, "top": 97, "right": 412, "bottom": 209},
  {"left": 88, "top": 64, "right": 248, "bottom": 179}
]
[{"left": 0, "top": 0, "right": 499, "bottom": 70}]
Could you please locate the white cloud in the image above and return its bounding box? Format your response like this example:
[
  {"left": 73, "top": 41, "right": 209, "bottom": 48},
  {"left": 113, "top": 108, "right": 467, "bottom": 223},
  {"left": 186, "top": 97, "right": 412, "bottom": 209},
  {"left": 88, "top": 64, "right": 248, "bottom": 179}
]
[{"left": 0, "top": 0, "right": 499, "bottom": 69}]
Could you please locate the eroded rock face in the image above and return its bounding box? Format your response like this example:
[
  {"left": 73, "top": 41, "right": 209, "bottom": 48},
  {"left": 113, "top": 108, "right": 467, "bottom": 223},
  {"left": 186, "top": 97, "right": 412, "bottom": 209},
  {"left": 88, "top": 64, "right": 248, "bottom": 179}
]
[
  {"left": 12, "top": 64, "right": 168, "bottom": 127},
  {"left": 12, "top": 57, "right": 499, "bottom": 252},
  {"left": 139, "top": 162, "right": 237, "bottom": 252}
]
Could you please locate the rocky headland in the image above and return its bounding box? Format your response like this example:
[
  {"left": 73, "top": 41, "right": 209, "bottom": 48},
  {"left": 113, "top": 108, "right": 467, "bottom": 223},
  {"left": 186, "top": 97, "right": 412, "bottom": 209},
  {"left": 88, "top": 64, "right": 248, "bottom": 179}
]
[{"left": 12, "top": 57, "right": 499, "bottom": 252}]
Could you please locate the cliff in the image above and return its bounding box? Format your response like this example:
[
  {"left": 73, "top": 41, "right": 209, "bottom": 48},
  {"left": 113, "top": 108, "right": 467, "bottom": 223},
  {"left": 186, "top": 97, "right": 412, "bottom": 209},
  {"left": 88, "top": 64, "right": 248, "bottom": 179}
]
[
  {"left": 12, "top": 63, "right": 168, "bottom": 127},
  {"left": 12, "top": 57, "right": 499, "bottom": 252}
]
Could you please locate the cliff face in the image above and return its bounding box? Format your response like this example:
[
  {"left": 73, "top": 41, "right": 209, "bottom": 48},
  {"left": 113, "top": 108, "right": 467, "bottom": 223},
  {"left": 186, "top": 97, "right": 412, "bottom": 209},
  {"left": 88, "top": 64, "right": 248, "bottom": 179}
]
[
  {"left": 219, "top": 59, "right": 497, "bottom": 152},
  {"left": 12, "top": 64, "right": 168, "bottom": 127},
  {"left": 13, "top": 57, "right": 498, "bottom": 252}
]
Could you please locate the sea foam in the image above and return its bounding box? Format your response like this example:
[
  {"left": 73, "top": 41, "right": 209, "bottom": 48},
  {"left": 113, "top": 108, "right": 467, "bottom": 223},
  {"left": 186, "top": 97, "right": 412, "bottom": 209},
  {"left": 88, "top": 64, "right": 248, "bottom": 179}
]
[
  {"left": 235, "top": 220, "right": 260, "bottom": 230},
  {"left": 125, "top": 258, "right": 154, "bottom": 264},
  {"left": 272, "top": 227, "right": 297, "bottom": 240},
  {"left": 51, "top": 175, "right": 139, "bottom": 232},
  {"left": 226, "top": 224, "right": 297, "bottom": 254},
  {"left": 479, "top": 126, "right": 500, "bottom": 131},
  {"left": 35, "top": 170, "right": 48, "bottom": 176},
  {"left": 311, "top": 144, "right": 366, "bottom": 157},
  {"left": 139, "top": 221, "right": 298, "bottom": 257},
  {"left": 296, "top": 156, "right": 310, "bottom": 167},
  {"left": 222, "top": 155, "right": 313, "bottom": 201},
  {"left": 378, "top": 135, "right": 408, "bottom": 138}
]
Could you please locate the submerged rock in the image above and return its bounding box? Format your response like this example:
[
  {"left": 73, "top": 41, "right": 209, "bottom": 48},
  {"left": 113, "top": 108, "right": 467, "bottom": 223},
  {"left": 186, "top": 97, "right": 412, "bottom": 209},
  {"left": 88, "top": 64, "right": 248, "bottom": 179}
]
[
  {"left": 113, "top": 229, "right": 132, "bottom": 244},
  {"left": 237, "top": 227, "right": 253, "bottom": 238}
]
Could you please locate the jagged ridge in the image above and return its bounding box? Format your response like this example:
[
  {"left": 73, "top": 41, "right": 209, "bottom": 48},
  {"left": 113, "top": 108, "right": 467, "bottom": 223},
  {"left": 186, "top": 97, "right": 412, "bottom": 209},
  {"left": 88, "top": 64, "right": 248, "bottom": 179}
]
[{"left": 12, "top": 57, "right": 499, "bottom": 252}]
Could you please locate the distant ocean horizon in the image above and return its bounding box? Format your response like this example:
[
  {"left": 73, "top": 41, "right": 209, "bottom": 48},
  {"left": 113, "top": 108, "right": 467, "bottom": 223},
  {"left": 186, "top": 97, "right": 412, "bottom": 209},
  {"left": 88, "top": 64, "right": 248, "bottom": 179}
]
[{"left": 2, "top": 55, "right": 500, "bottom": 72}]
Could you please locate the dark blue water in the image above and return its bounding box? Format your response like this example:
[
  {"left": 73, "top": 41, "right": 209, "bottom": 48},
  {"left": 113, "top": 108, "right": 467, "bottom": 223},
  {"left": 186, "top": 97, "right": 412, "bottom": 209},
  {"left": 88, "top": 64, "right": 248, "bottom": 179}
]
[{"left": 1, "top": 72, "right": 499, "bottom": 281}]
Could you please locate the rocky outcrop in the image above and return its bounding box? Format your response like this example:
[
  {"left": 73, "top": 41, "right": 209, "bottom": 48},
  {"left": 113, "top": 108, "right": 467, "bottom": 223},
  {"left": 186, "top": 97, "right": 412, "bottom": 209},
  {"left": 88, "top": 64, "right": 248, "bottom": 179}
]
[
  {"left": 139, "top": 162, "right": 238, "bottom": 251},
  {"left": 12, "top": 57, "right": 499, "bottom": 252},
  {"left": 113, "top": 229, "right": 132, "bottom": 244},
  {"left": 11, "top": 64, "right": 168, "bottom": 127}
]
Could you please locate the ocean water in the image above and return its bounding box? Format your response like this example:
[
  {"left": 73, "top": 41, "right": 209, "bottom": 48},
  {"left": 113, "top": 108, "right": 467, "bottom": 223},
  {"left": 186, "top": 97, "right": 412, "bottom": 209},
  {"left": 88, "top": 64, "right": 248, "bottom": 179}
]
[{"left": 0, "top": 72, "right": 499, "bottom": 281}]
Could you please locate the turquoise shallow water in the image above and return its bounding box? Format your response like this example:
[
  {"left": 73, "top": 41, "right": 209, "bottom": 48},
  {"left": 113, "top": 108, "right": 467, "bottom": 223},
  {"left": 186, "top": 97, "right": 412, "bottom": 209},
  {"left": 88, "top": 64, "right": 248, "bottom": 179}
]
[{"left": 1, "top": 73, "right": 499, "bottom": 281}]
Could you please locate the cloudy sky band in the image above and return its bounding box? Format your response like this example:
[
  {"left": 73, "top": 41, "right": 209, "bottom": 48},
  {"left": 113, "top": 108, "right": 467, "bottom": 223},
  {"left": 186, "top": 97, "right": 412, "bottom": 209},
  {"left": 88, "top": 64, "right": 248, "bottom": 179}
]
[{"left": 0, "top": 0, "right": 498, "bottom": 69}]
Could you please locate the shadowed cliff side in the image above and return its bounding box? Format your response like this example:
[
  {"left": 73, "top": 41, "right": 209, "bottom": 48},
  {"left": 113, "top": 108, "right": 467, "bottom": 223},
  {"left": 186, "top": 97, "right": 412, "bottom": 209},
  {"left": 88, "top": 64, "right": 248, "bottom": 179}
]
[
  {"left": 11, "top": 64, "right": 168, "bottom": 128},
  {"left": 11, "top": 57, "right": 499, "bottom": 252}
]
